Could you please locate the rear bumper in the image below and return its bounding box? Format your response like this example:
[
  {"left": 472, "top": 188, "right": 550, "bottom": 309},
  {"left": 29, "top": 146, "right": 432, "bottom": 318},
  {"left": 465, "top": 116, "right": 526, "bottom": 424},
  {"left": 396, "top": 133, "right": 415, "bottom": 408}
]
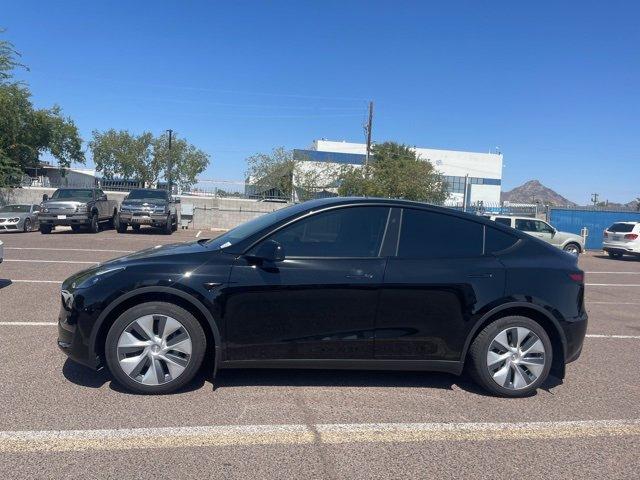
[
  {"left": 603, "top": 243, "right": 640, "bottom": 255},
  {"left": 563, "top": 311, "right": 588, "bottom": 364}
]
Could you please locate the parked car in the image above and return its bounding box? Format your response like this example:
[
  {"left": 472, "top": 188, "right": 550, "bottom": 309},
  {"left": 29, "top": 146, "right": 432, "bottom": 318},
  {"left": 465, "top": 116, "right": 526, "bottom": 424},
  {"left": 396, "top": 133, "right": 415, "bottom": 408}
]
[
  {"left": 486, "top": 215, "right": 584, "bottom": 255},
  {"left": 39, "top": 188, "right": 119, "bottom": 234},
  {"left": 117, "top": 188, "right": 178, "bottom": 235},
  {"left": 0, "top": 204, "right": 40, "bottom": 232},
  {"left": 0, "top": 239, "right": 3, "bottom": 264},
  {"left": 58, "top": 197, "right": 587, "bottom": 397},
  {"left": 603, "top": 221, "right": 640, "bottom": 258}
]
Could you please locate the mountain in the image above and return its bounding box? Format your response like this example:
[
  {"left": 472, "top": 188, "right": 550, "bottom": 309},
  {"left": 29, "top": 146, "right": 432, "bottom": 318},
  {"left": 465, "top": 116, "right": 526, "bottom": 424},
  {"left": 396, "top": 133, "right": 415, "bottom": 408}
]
[{"left": 500, "top": 180, "right": 577, "bottom": 206}]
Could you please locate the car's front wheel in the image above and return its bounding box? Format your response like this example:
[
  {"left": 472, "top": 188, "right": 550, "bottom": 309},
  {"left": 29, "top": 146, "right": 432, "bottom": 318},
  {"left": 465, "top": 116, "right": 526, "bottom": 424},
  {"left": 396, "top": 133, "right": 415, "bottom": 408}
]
[
  {"left": 468, "top": 316, "right": 552, "bottom": 397},
  {"left": 104, "top": 302, "right": 207, "bottom": 394},
  {"left": 563, "top": 243, "right": 580, "bottom": 255}
]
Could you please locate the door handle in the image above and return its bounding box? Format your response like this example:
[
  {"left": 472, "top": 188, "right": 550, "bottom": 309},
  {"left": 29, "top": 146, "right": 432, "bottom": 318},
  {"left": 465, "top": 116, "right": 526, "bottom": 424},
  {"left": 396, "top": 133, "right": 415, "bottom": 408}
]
[
  {"left": 346, "top": 272, "right": 374, "bottom": 279},
  {"left": 467, "top": 273, "right": 493, "bottom": 279}
]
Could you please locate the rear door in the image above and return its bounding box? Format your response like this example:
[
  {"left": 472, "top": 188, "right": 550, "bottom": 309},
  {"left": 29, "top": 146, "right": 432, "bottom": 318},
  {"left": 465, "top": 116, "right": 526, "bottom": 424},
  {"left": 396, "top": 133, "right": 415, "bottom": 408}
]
[
  {"left": 224, "top": 205, "right": 392, "bottom": 361},
  {"left": 375, "top": 208, "right": 506, "bottom": 362}
]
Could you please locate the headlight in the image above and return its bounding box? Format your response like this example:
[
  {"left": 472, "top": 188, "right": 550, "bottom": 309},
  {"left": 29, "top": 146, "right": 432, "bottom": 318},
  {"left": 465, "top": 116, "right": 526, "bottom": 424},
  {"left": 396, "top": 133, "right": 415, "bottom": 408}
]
[
  {"left": 72, "top": 266, "right": 126, "bottom": 290},
  {"left": 76, "top": 205, "right": 87, "bottom": 213}
]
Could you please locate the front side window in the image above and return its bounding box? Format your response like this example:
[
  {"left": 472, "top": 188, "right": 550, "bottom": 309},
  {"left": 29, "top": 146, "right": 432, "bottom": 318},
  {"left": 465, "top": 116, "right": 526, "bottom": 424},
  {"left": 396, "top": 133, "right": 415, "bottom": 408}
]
[
  {"left": 514, "top": 219, "right": 536, "bottom": 232},
  {"left": 265, "top": 206, "right": 390, "bottom": 258},
  {"left": 398, "top": 209, "right": 483, "bottom": 258}
]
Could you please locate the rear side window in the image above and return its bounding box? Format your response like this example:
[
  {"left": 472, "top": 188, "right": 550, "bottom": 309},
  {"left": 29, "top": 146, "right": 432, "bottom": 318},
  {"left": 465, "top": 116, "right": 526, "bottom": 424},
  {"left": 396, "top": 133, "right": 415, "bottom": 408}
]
[
  {"left": 608, "top": 223, "right": 636, "bottom": 233},
  {"left": 493, "top": 217, "right": 512, "bottom": 226},
  {"left": 398, "top": 209, "right": 483, "bottom": 258},
  {"left": 485, "top": 227, "right": 519, "bottom": 254}
]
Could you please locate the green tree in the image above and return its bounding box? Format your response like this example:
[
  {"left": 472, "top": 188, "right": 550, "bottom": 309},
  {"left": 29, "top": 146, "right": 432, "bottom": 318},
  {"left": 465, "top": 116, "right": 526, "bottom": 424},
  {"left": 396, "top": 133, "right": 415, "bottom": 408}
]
[
  {"left": 0, "top": 31, "right": 84, "bottom": 186},
  {"left": 337, "top": 141, "right": 448, "bottom": 203},
  {"left": 246, "top": 147, "right": 338, "bottom": 200},
  {"left": 89, "top": 130, "right": 209, "bottom": 189},
  {"left": 89, "top": 129, "right": 155, "bottom": 185}
]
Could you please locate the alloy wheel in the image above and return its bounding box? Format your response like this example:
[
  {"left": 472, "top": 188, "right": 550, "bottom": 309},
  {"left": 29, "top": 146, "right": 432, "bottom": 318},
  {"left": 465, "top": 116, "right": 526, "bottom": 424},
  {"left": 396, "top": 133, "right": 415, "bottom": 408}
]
[
  {"left": 486, "top": 327, "right": 546, "bottom": 390},
  {"left": 564, "top": 244, "right": 579, "bottom": 255},
  {"left": 117, "top": 314, "right": 192, "bottom": 385}
]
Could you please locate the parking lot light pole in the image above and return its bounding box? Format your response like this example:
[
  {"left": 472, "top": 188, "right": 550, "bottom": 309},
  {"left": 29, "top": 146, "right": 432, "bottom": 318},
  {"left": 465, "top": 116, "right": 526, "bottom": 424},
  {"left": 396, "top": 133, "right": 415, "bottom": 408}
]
[{"left": 166, "top": 129, "right": 173, "bottom": 193}]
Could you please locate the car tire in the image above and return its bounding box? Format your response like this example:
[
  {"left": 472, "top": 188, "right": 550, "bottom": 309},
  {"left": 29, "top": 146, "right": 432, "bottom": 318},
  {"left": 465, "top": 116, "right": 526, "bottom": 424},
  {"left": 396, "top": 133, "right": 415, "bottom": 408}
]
[
  {"left": 40, "top": 224, "right": 52, "bottom": 234},
  {"left": 163, "top": 215, "right": 172, "bottom": 235},
  {"left": 23, "top": 218, "right": 31, "bottom": 232},
  {"left": 607, "top": 251, "right": 623, "bottom": 259},
  {"left": 104, "top": 302, "right": 207, "bottom": 394},
  {"left": 171, "top": 215, "right": 178, "bottom": 232},
  {"left": 89, "top": 213, "right": 99, "bottom": 234},
  {"left": 563, "top": 243, "right": 580, "bottom": 255},
  {"left": 116, "top": 220, "right": 128, "bottom": 233},
  {"left": 467, "top": 315, "right": 553, "bottom": 397},
  {"left": 107, "top": 210, "right": 117, "bottom": 229}
]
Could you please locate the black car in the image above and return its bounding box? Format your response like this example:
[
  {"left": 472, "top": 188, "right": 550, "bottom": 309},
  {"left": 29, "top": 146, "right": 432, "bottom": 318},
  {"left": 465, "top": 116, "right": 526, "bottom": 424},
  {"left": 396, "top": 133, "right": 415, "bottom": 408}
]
[{"left": 58, "top": 197, "right": 587, "bottom": 397}]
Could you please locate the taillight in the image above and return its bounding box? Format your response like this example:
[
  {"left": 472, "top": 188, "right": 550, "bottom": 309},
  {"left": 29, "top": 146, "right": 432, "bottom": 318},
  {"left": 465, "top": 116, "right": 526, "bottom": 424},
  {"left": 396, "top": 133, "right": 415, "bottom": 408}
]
[
  {"left": 603, "top": 231, "right": 608, "bottom": 238},
  {"left": 569, "top": 272, "right": 584, "bottom": 283},
  {"left": 624, "top": 234, "right": 638, "bottom": 240}
]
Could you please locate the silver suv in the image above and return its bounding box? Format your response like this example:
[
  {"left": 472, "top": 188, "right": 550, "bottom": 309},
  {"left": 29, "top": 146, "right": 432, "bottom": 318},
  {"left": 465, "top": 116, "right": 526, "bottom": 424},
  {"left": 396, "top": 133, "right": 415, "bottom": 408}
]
[
  {"left": 603, "top": 222, "right": 640, "bottom": 258},
  {"left": 487, "top": 215, "right": 584, "bottom": 254}
]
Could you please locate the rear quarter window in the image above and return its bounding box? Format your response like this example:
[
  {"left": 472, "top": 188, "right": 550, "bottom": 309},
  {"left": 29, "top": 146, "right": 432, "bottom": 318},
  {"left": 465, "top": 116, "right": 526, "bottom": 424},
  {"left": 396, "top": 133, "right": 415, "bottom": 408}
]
[
  {"left": 493, "top": 217, "right": 512, "bottom": 226},
  {"left": 485, "top": 226, "right": 519, "bottom": 254},
  {"left": 398, "top": 209, "right": 483, "bottom": 258}
]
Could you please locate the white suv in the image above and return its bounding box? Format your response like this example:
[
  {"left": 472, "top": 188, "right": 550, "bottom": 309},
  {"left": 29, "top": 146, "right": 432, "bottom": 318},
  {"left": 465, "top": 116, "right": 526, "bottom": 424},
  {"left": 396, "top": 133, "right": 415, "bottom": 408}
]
[
  {"left": 603, "top": 222, "right": 640, "bottom": 258},
  {"left": 487, "top": 215, "right": 584, "bottom": 254}
]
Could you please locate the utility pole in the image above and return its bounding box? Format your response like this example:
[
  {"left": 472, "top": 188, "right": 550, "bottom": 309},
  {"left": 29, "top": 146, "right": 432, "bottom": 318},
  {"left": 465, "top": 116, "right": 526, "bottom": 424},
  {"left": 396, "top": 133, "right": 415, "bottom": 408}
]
[
  {"left": 166, "top": 129, "right": 173, "bottom": 193},
  {"left": 462, "top": 174, "right": 469, "bottom": 212},
  {"left": 364, "top": 101, "right": 374, "bottom": 176},
  {"left": 591, "top": 193, "right": 599, "bottom": 206}
]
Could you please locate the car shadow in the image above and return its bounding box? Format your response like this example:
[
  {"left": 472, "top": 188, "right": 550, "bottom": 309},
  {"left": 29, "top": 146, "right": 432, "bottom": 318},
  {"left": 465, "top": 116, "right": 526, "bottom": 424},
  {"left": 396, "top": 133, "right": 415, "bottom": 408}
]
[
  {"left": 62, "top": 358, "right": 207, "bottom": 394},
  {"left": 0, "top": 279, "right": 12, "bottom": 290},
  {"left": 62, "top": 360, "right": 562, "bottom": 398}
]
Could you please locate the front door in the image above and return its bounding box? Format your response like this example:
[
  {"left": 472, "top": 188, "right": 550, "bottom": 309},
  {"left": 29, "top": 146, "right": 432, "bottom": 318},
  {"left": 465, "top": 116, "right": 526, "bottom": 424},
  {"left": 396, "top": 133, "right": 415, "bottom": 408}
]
[
  {"left": 375, "top": 208, "right": 506, "bottom": 362},
  {"left": 223, "top": 206, "right": 391, "bottom": 361}
]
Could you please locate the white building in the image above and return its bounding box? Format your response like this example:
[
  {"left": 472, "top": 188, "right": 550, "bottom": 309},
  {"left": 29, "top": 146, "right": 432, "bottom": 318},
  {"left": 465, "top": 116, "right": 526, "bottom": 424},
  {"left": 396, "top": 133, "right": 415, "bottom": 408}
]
[{"left": 293, "top": 140, "right": 503, "bottom": 205}]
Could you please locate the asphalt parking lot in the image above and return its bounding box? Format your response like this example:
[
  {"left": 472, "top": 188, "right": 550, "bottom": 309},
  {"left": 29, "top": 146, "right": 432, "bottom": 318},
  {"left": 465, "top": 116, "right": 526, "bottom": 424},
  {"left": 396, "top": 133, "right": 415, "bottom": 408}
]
[{"left": 0, "top": 228, "right": 639, "bottom": 479}]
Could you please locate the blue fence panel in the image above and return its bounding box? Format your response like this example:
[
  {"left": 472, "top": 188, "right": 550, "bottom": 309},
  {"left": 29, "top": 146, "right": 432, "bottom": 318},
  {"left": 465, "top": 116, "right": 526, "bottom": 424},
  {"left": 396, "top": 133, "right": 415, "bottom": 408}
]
[{"left": 549, "top": 208, "right": 640, "bottom": 250}]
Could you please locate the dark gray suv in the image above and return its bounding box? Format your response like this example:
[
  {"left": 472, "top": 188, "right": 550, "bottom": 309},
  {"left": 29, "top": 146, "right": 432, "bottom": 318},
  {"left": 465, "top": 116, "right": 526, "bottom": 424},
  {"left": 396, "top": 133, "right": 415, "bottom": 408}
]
[{"left": 117, "top": 189, "right": 179, "bottom": 235}]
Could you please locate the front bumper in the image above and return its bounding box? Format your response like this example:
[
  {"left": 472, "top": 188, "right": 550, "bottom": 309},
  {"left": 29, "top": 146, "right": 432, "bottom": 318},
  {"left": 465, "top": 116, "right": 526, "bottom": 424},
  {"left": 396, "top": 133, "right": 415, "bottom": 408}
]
[
  {"left": 119, "top": 212, "right": 168, "bottom": 225},
  {"left": 563, "top": 311, "right": 588, "bottom": 364},
  {"left": 40, "top": 214, "right": 90, "bottom": 226}
]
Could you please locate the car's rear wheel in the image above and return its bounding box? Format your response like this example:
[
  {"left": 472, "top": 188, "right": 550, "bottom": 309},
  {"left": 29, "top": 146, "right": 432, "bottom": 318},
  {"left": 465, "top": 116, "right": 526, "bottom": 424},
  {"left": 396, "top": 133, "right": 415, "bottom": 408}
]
[
  {"left": 104, "top": 302, "right": 206, "bottom": 394},
  {"left": 563, "top": 243, "right": 580, "bottom": 255},
  {"left": 116, "top": 219, "right": 128, "bottom": 233},
  {"left": 162, "top": 215, "right": 172, "bottom": 235},
  {"left": 40, "top": 224, "right": 52, "bottom": 234},
  {"left": 468, "top": 316, "right": 552, "bottom": 397}
]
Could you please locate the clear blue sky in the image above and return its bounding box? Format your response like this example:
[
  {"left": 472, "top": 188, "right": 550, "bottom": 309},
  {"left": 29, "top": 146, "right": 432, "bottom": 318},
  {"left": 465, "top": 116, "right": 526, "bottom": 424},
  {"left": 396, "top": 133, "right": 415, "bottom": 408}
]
[{"left": 3, "top": 0, "right": 638, "bottom": 203}]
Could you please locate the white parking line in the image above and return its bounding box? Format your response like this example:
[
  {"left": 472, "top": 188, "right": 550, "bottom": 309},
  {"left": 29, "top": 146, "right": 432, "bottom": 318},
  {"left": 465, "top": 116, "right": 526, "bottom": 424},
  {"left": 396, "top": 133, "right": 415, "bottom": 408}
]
[
  {"left": 585, "top": 334, "right": 640, "bottom": 339},
  {"left": 4, "top": 247, "right": 133, "bottom": 253},
  {"left": 0, "top": 418, "right": 638, "bottom": 452},
  {"left": 586, "top": 283, "right": 640, "bottom": 287},
  {"left": 585, "top": 271, "right": 640, "bottom": 274},
  {"left": 196, "top": 230, "right": 202, "bottom": 238},
  {"left": 0, "top": 322, "right": 57, "bottom": 326},
  {"left": 3, "top": 259, "right": 98, "bottom": 265},
  {"left": 587, "top": 301, "right": 640, "bottom": 305},
  {"left": 8, "top": 280, "right": 62, "bottom": 284}
]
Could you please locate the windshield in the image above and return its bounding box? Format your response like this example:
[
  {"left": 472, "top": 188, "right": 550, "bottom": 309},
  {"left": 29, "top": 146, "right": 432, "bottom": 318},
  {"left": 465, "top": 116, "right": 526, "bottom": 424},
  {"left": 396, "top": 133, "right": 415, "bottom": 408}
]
[
  {"left": 51, "top": 189, "right": 93, "bottom": 200},
  {"left": 126, "top": 189, "right": 168, "bottom": 201},
  {"left": 206, "top": 203, "right": 307, "bottom": 249},
  {"left": 0, "top": 205, "right": 30, "bottom": 213}
]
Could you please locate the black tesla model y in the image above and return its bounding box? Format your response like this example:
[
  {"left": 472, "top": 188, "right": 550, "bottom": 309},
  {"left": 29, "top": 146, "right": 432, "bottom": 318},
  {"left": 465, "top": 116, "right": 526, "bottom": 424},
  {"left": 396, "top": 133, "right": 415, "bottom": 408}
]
[{"left": 58, "top": 197, "right": 587, "bottom": 397}]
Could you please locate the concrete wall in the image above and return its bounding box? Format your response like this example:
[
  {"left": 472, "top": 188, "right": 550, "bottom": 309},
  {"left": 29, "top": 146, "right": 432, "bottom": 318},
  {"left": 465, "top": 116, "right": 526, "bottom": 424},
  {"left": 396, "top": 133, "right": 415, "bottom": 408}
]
[{"left": 0, "top": 187, "right": 291, "bottom": 231}]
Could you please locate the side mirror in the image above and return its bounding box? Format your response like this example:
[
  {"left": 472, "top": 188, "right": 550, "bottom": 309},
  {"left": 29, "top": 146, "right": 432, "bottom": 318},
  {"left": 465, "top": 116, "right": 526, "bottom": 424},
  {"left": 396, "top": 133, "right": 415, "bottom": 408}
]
[
  {"left": 248, "top": 240, "right": 285, "bottom": 263},
  {"left": 42, "top": 194, "right": 49, "bottom": 202}
]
